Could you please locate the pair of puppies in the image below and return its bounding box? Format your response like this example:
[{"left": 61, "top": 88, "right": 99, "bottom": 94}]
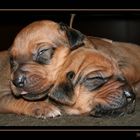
[{"left": 0, "top": 20, "right": 139, "bottom": 118}]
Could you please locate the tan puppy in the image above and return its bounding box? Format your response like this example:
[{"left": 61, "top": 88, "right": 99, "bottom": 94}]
[
  {"left": 48, "top": 36, "right": 140, "bottom": 117},
  {"left": 0, "top": 20, "right": 84, "bottom": 118}
]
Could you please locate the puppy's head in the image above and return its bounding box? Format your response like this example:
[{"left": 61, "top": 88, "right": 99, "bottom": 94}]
[
  {"left": 49, "top": 47, "right": 136, "bottom": 116},
  {"left": 9, "top": 20, "right": 85, "bottom": 100}
]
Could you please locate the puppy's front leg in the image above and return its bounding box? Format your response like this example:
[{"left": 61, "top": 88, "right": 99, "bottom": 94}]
[{"left": 0, "top": 94, "right": 61, "bottom": 119}]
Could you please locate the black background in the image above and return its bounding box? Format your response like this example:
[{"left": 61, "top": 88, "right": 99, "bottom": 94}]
[
  {"left": 1, "top": 10, "right": 140, "bottom": 51},
  {"left": 0, "top": 0, "right": 140, "bottom": 9}
]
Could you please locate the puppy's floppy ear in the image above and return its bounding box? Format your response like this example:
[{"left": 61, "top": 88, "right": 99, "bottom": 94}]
[
  {"left": 49, "top": 81, "right": 75, "bottom": 106},
  {"left": 59, "top": 22, "right": 85, "bottom": 49}
]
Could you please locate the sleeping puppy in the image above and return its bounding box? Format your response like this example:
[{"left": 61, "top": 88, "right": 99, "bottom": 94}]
[
  {"left": 10, "top": 21, "right": 84, "bottom": 101},
  {"left": 0, "top": 20, "right": 84, "bottom": 118},
  {"left": 1, "top": 20, "right": 139, "bottom": 118},
  {"left": 47, "top": 35, "right": 140, "bottom": 117}
]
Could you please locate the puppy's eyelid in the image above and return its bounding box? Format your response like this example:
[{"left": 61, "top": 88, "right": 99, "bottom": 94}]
[
  {"left": 35, "top": 47, "right": 55, "bottom": 65},
  {"left": 38, "top": 48, "right": 50, "bottom": 55},
  {"left": 86, "top": 76, "right": 103, "bottom": 80}
]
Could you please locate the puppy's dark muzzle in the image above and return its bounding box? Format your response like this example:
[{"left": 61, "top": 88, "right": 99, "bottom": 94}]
[
  {"left": 91, "top": 89, "right": 136, "bottom": 117},
  {"left": 12, "top": 80, "right": 53, "bottom": 101},
  {"left": 12, "top": 70, "right": 53, "bottom": 101}
]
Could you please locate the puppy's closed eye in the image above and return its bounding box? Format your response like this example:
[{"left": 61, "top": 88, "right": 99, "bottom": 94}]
[
  {"left": 32, "top": 42, "right": 56, "bottom": 65},
  {"left": 83, "top": 76, "right": 109, "bottom": 91},
  {"left": 36, "top": 47, "right": 55, "bottom": 64}
]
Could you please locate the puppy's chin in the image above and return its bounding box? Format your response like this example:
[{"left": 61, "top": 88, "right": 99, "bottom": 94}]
[
  {"left": 10, "top": 82, "right": 52, "bottom": 101},
  {"left": 22, "top": 89, "right": 50, "bottom": 101}
]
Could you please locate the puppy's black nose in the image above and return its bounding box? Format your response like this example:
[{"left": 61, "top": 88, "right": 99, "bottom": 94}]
[
  {"left": 12, "top": 75, "right": 26, "bottom": 88},
  {"left": 123, "top": 90, "right": 136, "bottom": 114},
  {"left": 124, "top": 90, "right": 135, "bottom": 103}
]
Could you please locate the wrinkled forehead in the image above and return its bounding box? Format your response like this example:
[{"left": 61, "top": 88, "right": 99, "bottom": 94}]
[
  {"left": 11, "top": 20, "right": 65, "bottom": 47},
  {"left": 10, "top": 20, "right": 66, "bottom": 56},
  {"left": 19, "top": 20, "right": 61, "bottom": 37},
  {"left": 62, "top": 48, "right": 114, "bottom": 73}
]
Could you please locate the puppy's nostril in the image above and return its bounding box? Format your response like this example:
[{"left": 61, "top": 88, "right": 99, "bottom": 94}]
[
  {"left": 124, "top": 91, "right": 135, "bottom": 103},
  {"left": 124, "top": 91, "right": 132, "bottom": 97},
  {"left": 66, "top": 71, "right": 75, "bottom": 80},
  {"left": 12, "top": 76, "right": 26, "bottom": 88}
]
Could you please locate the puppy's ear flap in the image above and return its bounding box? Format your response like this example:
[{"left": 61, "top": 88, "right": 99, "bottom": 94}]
[
  {"left": 48, "top": 81, "right": 75, "bottom": 106},
  {"left": 59, "top": 22, "right": 85, "bottom": 49}
]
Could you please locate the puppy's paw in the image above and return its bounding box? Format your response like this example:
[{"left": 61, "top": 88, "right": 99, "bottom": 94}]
[{"left": 25, "top": 101, "right": 61, "bottom": 119}]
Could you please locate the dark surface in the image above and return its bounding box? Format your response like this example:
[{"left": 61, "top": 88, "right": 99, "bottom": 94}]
[{"left": 0, "top": 99, "right": 140, "bottom": 127}]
